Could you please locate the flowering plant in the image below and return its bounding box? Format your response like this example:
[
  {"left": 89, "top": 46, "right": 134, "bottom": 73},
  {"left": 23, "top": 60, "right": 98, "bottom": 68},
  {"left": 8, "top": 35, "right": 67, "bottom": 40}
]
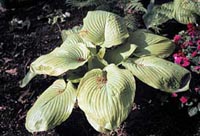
[
  {"left": 173, "top": 23, "right": 200, "bottom": 74},
  {"left": 172, "top": 23, "right": 200, "bottom": 116}
]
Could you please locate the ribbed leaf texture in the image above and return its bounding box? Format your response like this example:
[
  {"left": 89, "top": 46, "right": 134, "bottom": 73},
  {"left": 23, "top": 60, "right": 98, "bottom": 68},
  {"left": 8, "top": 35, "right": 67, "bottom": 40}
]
[
  {"left": 79, "top": 10, "right": 129, "bottom": 48},
  {"left": 122, "top": 56, "right": 191, "bottom": 93},
  {"left": 61, "top": 25, "right": 82, "bottom": 42},
  {"left": 77, "top": 64, "right": 135, "bottom": 132},
  {"left": 20, "top": 43, "right": 90, "bottom": 87},
  {"left": 25, "top": 79, "right": 77, "bottom": 132},
  {"left": 126, "top": 29, "right": 175, "bottom": 58},
  {"left": 104, "top": 43, "right": 137, "bottom": 65},
  {"left": 144, "top": 0, "right": 200, "bottom": 28}
]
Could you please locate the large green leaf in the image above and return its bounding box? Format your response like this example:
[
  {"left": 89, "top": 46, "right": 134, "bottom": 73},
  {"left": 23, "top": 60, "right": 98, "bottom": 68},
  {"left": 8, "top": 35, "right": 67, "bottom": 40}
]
[
  {"left": 20, "top": 43, "right": 90, "bottom": 87},
  {"left": 144, "top": 0, "right": 200, "bottom": 28},
  {"left": 129, "top": 29, "right": 175, "bottom": 58},
  {"left": 60, "top": 33, "right": 83, "bottom": 49},
  {"left": 25, "top": 79, "right": 77, "bottom": 132},
  {"left": 88, "top": 56, "right": 107, "bottom": 70},
  {"left": 79, "top": 10, "right": 129, "bottom": 48},
  {"left": 61, "top": 25, "right": 82, "bottom": 42},
  {"left": 104, "top": 43, "right": 137, "bottom": 65},
  {"left": 77, "top": 64, "right": 135, "bottom": 132},
  {"left": 122, "top": 56, "right": 191, "bottom": 93}
]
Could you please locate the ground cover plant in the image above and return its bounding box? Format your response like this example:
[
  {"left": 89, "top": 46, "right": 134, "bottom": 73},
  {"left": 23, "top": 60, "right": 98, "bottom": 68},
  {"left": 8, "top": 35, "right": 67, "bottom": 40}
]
[{"left": 20, "top": 10, "right": 191, "bottom": 134}]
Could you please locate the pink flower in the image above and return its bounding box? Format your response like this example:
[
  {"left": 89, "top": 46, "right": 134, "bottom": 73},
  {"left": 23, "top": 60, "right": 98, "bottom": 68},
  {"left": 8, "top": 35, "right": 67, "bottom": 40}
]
[
  {"left": 197, "top": 45, "right": 200, "bottom": 51},
  {"left": 173, "top": 55, "right": 190, "bottom": 67},
  {"left": 181, "top": 57, "right": 190, "bottom": 67},
  {"left": 191, "top": 51, "right": 197, "bottom": 57},
  {"left": 188, "top": 41, "right": 193, "bottom": 46},
  {"left": 179, "top": 96, "right": 188, "bottom": 104},
  {"left": 187, "top": 23, "right": 194, "bottom": 31},
  {"left": 188, "top": 31, "right": 195, "bottom": 36},
  {"left": 194, "top": 87, "right": 200, "bottom": 93},
  {"left": 173, "top": 35, "right": 181, "bottom": 43},
  {"left": 197, "top": 40, "right": 200, "bottom": 47},
  {"left": 171, "top": 93, "right": 178, "bottom": 97},
  {"left": 194, "top": 66, "right": 200, "bottom": 70}
]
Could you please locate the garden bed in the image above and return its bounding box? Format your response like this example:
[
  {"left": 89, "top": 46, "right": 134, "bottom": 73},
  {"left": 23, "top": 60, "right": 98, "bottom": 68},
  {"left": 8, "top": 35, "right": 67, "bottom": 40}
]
[{"left": 0, "top": 0, "right": 200, "bottom": 136}]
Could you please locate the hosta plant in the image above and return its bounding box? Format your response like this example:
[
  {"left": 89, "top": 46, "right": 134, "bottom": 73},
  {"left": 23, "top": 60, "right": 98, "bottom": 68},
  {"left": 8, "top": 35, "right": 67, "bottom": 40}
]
[
  {"left": 20, "top": 10, "right": 191, "bottom": 133},
  {"left": 144, "top": 0, "right": 200, "bottom": 30}
]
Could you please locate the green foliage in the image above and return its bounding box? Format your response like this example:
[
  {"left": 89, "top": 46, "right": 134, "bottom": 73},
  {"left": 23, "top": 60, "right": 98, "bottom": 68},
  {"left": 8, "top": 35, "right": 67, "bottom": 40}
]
[
  {"left": 20, "top": 10, "right": 191, "bottom": 134},
  {"left": 124, "top": 0, "right": 147, "bottom": 13},
  {"left": 123, "top": 14, "right": 138, "bottom": 31},
  {"left": 144, "top": 0, "right": 200, "bottom": 30},
  {"left": 65, "top": 0, "right": 115, "bottom": 10}
]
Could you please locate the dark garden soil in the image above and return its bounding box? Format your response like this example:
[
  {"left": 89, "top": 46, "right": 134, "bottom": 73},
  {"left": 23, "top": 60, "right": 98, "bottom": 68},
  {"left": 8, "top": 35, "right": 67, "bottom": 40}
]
[{"left": 0, "top": 0, "right": 200, "bottom": 136}]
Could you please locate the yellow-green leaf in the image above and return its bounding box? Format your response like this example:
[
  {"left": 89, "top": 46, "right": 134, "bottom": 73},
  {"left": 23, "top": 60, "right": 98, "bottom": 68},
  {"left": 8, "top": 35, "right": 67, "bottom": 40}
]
[
  {"left": 77, "top": 64, "right": 135, "bottom": 132},
  {"left": 60, "top": 33, "right": 83, "bottom": 49},
  {"left": 104, "top": 43, "right": 137, "bottom": 65},
  {"left": 144, "top": 0, "right": 200, "bottom": 28},
  {"left": 129, "top": 29, "right": 175, "bottom": 58},
  {"left": 79, "top": 10, "right": 129, "bottom": 48},
  {"left": 20, "top": 43, "right": 90, "bottom": 87},
  {"left": 122, "top": 56, "right": 191, "bottom": 93},
  {"left": 25, "top": 79, "right": 77, "bottom": 132},
  {"left": 61, "top": 25, "right": 82, "bottom": 42}
]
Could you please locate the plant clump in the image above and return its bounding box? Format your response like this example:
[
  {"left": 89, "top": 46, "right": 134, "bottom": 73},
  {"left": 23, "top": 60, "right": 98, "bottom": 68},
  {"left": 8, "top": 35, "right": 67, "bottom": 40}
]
[{"left": 20, "top": 10, "right": 191, "bottom": 134}]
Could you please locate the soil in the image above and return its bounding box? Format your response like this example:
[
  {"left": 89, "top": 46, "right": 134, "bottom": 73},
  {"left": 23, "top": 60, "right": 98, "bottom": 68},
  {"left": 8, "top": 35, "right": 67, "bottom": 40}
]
[{"left": 0, "top": 0, "right": 200, "bottom": 136}]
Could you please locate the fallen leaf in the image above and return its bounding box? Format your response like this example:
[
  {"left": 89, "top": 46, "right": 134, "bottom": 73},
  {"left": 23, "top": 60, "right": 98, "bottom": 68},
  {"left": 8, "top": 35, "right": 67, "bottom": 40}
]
[
  {"left": 5, "top": 68, "right": 18, "bottom": 75},
  {"left": 0, "top": 106, "right": 7, "bottom": 111},
  {"left": 3, "top": 57, "right": 13, "bottom": 63}
]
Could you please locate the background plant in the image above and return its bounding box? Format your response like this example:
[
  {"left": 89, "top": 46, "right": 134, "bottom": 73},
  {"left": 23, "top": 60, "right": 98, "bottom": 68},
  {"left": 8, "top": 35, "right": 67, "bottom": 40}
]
[
  {"left": 173, "top": 23, "right": 200, "bottom": 74},
  {"left": 65, "top": 0, "right": 147, "bottom": 31},
  {"left": 144, "top": 0, "right": 200, "bottom": 31},
  {"left": 171, "top": 23, "right": 200, "bottom": 117},
  {"left": 20, "top": 10, "right": 191, "bottom": 134}
]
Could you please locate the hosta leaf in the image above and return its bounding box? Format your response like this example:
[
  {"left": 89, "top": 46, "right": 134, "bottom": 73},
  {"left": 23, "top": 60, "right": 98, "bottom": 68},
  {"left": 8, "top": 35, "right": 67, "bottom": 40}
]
[
  {"left": 61, "top": 25, "right": 82, "bottom": 42},
  {"left": 129, "top": 29, "right": 175, "bottom": 58},
  {"left": 104, "top": 43, "right": 137, "bottom": 65},
  {"left": 60, "top": 33, "right": 83, "bottom": 49},
  {"left": 25, "top": 79, "right": 77, "bottom": 132},
  {"left": 79, "top": 10, "right": 129, "bottom": 48},
  {"left": 144, "top": 0, "right": 200, "bottom": 28},
  {"left": 88, "top": 56, "right": 107, "bottom": 70},
  {"left": 77, "top": 64, "right": 135, "bottom": 132},
  {"left": 97, "top": 47, "right": 106, "bottom": 59},
  {"left": 122, "top": 56, "right": 191, "bottom": 93},
  {"left": 20, "top": 43, "right": 90, "bottom": 87}
]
